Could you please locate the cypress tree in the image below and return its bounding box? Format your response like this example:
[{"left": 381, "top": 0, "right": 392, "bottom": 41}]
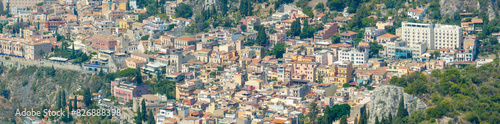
[
  {"left": 68, "top": 100, "right": 73, "bottom": 111},
  {"left": 61, "top": 90, "right": 66, "bottom": 109},
  {"left": 397, "top": 96, "right": 408, "bottom": 118},
  {"left": 73, "top": 95, "right": 77, "bottom": 109},
  {"left": 147, "top": 110, "right": 155, "bottom": 124},
  {"left": 375, "top": 115, "right": 379, "bottom": 124},
  {"left": 141, "top": 99, "right": 147, "bottom": 121},
  {"left": 56, "top": 91, "right": 61, "bottom": 109},
  {"left": 388, "top": 113, "right": 393, "bottom": 123}
]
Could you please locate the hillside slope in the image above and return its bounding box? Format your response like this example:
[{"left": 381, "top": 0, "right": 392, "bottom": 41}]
[{"left": 0, "top": 64, "right": 107, "bottom": 123}]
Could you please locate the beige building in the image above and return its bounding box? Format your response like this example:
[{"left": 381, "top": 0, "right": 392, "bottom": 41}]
[
  {"left": 174, "top": 37, "right": 200, "bottom": 49},
  {"left": 196, "top": 49, "right": 211, "bottom": 62},
  {"left": 0, "top": 37, "right": 51, "bottom": 60},
  {"left": 125, "top": 52, "right": 149, "bottom": 68},
  {"left": 3, "top": 0, "right": 43, "bottom": 11},
  {"left": 316, "top": 61, "right": 353, "bottom": 87}
]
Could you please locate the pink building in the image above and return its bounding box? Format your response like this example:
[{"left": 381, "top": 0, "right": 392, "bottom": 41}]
[
  {"left": 111, "top": 79, "right": 152, "bottom": 103},
  {"left": 291, "top": 62, "right": 319, "bottom": 83},
  {"left": 314, "top": 23, "right": 338, "bottom": 42},
  {"left": 91, "top": 34, "right": 118, "bottom": 51}
]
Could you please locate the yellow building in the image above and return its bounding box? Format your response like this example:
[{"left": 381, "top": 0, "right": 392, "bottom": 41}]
[
  {"left": 119, "top": 2, "right": 127, "bottom": 11},
  {"left": 316, "top": 61, "right": 353, "bottom": 87},
  {"left": 119, "top": 20, "right": 133, "bottom": 29}
]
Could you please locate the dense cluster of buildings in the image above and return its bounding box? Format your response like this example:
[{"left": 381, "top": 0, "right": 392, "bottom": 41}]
[{"left": 1, "top": 0, "right": 496, "bottom": 123}]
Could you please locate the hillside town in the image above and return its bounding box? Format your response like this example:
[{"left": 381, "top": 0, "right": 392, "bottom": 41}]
[{"left": 1, "top": 0, "right": 500, "bottom": 124}]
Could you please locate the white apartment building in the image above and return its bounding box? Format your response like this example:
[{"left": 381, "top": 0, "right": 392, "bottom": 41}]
[
  {"left": 337, "top": 47, "right": 369, "bottom": 65},
  {"left": 433, "top": 24, "right": 462, "bottom": 49},
  {"left": 401, "top": 22, "right": 462, "bottom": 50}
]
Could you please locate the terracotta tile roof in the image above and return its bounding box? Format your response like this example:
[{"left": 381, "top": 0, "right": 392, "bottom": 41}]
[
  {"left": 295, "top": 14, "right": 309, "bottom": 18},
  {"left": 281, "top": 19, "right": 295, "bottom": 23},
  {"left": 408, "top": 9, "right": 424, "bottom": 14},
  {"left": 377, "top": 33, "right": 399, "bottom": 38},
  {"left": 472, "top": 19, "right": 483, "bottom": 24},
  {"left": 340, "top": 31, "right": 357, "bottom": 35},
  {"left": 177, "top": 37, "right": 198, "bottom": 41},
  {"left": 176, "top": 17, "right": 188, "bottom": 21},
  {"left": 199, "top": 48, "right": 212, "bottom": 53},
  {"left": 330, "top": 43, "right": 352, "bottom": 48},
  {"left": 315, "top": 14, "right": 326, "bottom": 18}
]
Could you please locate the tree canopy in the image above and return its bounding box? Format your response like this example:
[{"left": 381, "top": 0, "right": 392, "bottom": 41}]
[{"left": 175, "top": 3, "right": 193, "bottom": 18}]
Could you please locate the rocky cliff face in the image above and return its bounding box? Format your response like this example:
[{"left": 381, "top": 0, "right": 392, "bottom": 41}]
[
  {"left": 367, "top": 85, "right": 427, "bottom": 124},
  {"left": 439, "top": 0, "right": 497, "bottom": 19},
  {"left": 0, "top": 65, "right": 106, "bottom": 123}
]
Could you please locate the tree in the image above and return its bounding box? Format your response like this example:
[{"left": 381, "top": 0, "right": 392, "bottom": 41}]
[
  {"left": 397, "top": 96, "right": 408, "bottom": 118},
  {"left": 136, "top": 67, "right": 143, "bottom": 84},
  {"left": 126, "top": 0, "right": 131, "bottom": 10},
  {"left": 68, "top": 100, "right": 73, "bottom": 111},
  {"left": 99, "top": 68, "right": 105, "bottom": 76},
  {"left": 141, "top": 35, "right": 150, "bottom": 40},
  {"left": 327, "top": 0, "right": 344, "bottom": 11},
  {"left": 256, "top": 27, "right": 268, "bottom": 46},
  {"left": 240, "top": 25, "right": 247, "bottom": 32},
  {"left": 239, "top": 0, "right": 252, "bottom": 16},
  {"left": 74, "top": 95, "right": 77, "bottom": 109},
  {"left": 375, "top": 116, "right": 380, "bottom": 124},
  {"left": 269, "top": 43, "right": 287, "bottom": 58},
  {"left": 220, "top": 0, "right": 228, "bottom": 16},
  {"left": 141, "top": 99, "right": 147, "bottom": 121},
  {"left": 490, "top": 36, "right": 499, "bottom": 45},
  {"left": 61, "top": 90, "right": 66, "bottom": 108},
  {"left": 369, "top": 42, "right": 383, "bottom": 57},
  {"left": 291, "top": 18, "right": 301, "bottom": 36},
  {"left": 147, "top": 110, "right": 155, "bottom": 124},
  {"left": 56, "top": 91, "right": 62, "bottom": 109},
  {"left": 463, "top": 17, "right": 472, "bottom": 22},
  {"left": 307, "top": 102, "right": 319, "bottom": 123},
  {"left": 343, "top": 82, "right": 350, "bottom": 87},
  {"left": 340, "top": 115, "right": 347, "bottom": 124},
  {"left": 302, "top": 6, "right": 314, "bottom": 18},
  {"left": 331, "top": 33, "right": 341, "bottom": 44},
  {"left": 315, "top": 3, "right": 324, "bottom": 12},
  {"left": 83, "top": 88, "right": 92, "bottom": 107},
  {"left": 175, "top": 3, "right": 193, "bottom": 18}
]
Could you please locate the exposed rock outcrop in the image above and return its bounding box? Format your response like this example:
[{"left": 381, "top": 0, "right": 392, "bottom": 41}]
[
  {"left": 439, "top": 0, "right": 497, "bottom": 19},
  {"left": 367, "top": 85, "right": 427, "bottom": 124}
]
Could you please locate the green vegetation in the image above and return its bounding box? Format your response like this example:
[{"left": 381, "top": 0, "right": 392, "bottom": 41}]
[
  {"left": 268, "top": 43, "right": 288, "bottom": 58},
  {"left": 239, "top": 0, "right": 253, "bottom": 16},
  {"left": 256, "top": 26, "right": 268, "bottom": 45},
  {"left": 389, "top": 59, "right": 500, "bottom": 123},
  {"left": 175, "top": 3, "right": 193, "bottom": 18},
  {"left": 141, "top": 35, "right": 150, "bottom": 40},
  {"left": 368, "top": 42, "right": 383, "bottom": 58},
  {"left": 315, "top": 3, "right": 325, "bottom": 13},
  {"left": 302, "top": 6, "right": 314, "bottom": 18},
  {"left": 317, "top": 104, "right": 351, "bottom": 124},
  {"left": 287, "top": 18, "right": 301, "bottom": 38},
  {"left": 48, "top": 43, "right": 91, "bottom": 64},
  {"left": 428, "top": 2, "right": 441, "bottom": 20},
  {"left": 149, "top": 68, "right": 176, "bottom": 99}
]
